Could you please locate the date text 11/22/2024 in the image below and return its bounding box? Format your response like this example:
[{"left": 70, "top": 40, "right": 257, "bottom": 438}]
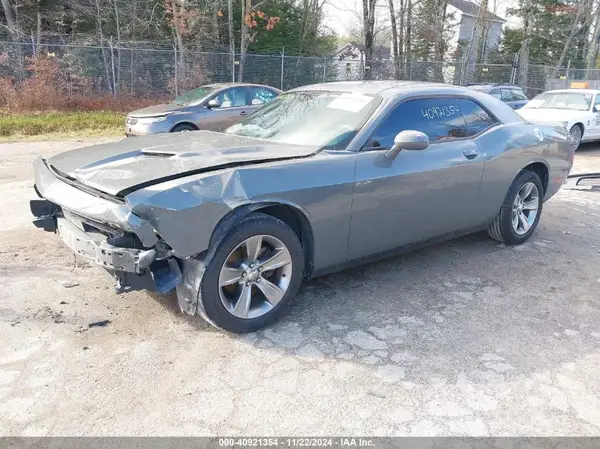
[{"left": 218, "top": 438, "right": 375, "bottom": 447}]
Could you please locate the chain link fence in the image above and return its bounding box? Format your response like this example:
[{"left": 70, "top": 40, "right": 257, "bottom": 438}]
[{"left": 0, "top": 40, "right": 595, "bottom": 101}]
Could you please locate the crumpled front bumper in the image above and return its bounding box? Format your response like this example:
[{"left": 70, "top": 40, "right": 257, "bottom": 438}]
[{"left": 30, "top": 157, "right": 182, "bottom": 294}]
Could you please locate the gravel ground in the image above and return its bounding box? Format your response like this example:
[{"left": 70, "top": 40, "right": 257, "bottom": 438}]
[{"left": 1, "top": 137, "right": 600, "bottom": 436}]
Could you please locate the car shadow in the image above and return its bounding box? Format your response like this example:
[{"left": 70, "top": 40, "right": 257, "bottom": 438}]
[{"left": 142, "top": 222, "right": 600, "bottom": 385}]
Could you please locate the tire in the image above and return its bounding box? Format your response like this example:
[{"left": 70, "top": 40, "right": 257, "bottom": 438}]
[
  {"left": 488, "top": 170, "right": 544, "bottom": 245},
  {"left": 199, "top": 212, "right": 304, "bottom": 333},
  {"left": 570, "top": 124, "right": 582, "bottom": 151},
  {"left": 171, "top": 123, "right": 197, "bottom": 133}
]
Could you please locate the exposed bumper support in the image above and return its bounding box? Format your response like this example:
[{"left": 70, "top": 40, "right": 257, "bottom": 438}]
[
  {"left": 56, "top": 216, "right": 182, "bottom": 294},
  {"left": 56, "top": 217, "right": 156, "bottom": 273}
]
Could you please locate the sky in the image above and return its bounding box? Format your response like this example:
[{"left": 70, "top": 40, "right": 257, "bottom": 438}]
[{"left": 322, "top": 0, "right": 521, "bottom": 39}]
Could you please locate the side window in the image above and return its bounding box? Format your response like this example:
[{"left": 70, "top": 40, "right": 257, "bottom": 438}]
[
  {"left": 501, "top": 89, "right": 517, "bottom": 102},
  {"left": 249, "top": 87, "right": 277, "bottom": 106},
  {"left": 215, "top": 87, "right": 249, "bottom": 108},
  {"left": 593, "top": 94, "right": 600, "bottom": 110},
  {"left": 454, "top": 98, "right": 497, "bottom": 137},
  {"left": 511, "top": 89, "right": 528, "bottom": 101},
  {"left": 489, "top": 90, "right": 502, "bottom": 100},
  {"left": 367, "top": 98, "right": 467, "bottom": 148}
]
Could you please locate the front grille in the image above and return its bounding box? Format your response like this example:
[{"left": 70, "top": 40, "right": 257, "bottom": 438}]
[{"left": 127, "top": 117, "right": 138, "bottom": 125}]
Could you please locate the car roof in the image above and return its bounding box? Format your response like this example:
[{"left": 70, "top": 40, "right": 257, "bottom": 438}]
[
  {"left": 288, "top": 80, "right": 481, "bottom": 98},
  {"left": 543, "top": 89, "right": 600, "bottom": 94},
  {"left": 466, "top": 83, "right": 522, "bottom": 90},
  {"left": 204, "top": 82, "right": 282, "bottom": 91}
]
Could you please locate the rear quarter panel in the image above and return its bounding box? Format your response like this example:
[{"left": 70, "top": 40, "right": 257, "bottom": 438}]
[{"left": 475, "top": 122, "right": 573, "bottom": 224}]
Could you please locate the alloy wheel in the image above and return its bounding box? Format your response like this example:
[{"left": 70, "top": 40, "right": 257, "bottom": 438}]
[
  {"left": 570, "top": 126, "right": 582, "bottom": 149},
  {"left": 218, "top": 235, "right": 293, "bottom": 319},
  {"left": 512, "top": 182, "right": 540, "bottom": 235}
]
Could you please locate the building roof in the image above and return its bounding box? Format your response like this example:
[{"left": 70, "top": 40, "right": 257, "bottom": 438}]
[{"left": 449, "top": 0, "right": 505, "bottom": 22}]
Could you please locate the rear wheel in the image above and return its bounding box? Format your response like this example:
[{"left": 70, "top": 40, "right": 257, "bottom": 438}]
[
  {"left": 199, "top": 213, "right": 304, "bottom": 333},
  {"left": 488, "top": 170, "right": 544, "bottom": 245},
  {"left": 171, "top": 123, "right": 197, "bottom": 133},
  {"left": 570, "top": 124, "right": 582, "bottom": 150}
]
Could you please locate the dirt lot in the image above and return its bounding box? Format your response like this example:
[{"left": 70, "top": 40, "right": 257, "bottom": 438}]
[{"left": 1, "top": 138, "right": 600, "bottom": 436}]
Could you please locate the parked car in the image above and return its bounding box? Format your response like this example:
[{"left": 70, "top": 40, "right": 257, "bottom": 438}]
[
  {"left": 517, "top": 88, "right": 600, "bottom": 150},
  {"left": 30, "top": 81, "right": 574, "bottom": 333},
  {"left": 125, "top": 83, "right": 282, "bottom": 136},
  {"left": 466, "top": 83, "right": 529, "bottom": 110}
]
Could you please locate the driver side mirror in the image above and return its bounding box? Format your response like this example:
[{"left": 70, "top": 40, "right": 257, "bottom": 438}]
[
  {"left": 384, "top": 130, "right": 429, "bottom": 160},
  {"left": 207, "top": 98, "right": 221, "bottom": 109}
]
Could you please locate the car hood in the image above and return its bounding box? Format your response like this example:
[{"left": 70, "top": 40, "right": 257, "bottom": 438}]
[
  {"left": 128, "top": 103, "right": 186, "bottom": 118},
  {"left": 46, "top": 131, "right": 317, "bottom": 197},
  {"left": 517, "top": 108, "right": 588, "bottom": 124}
]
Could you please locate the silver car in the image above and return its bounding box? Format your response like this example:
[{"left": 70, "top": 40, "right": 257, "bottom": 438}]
[
  {"left": 125, "top": 83, "right": 281, "bottom": 136},
  {"left": 31, "top": 81, "right": 574, "bottom": 333}
]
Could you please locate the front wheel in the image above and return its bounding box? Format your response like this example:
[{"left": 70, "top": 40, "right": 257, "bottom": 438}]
[
  {"left": 199, "top": 213, "right": 304, "bottom": 333},
  {"left": 488, "top": 170, "right": 544, "bottom": 245},
  {"left": 171, "top": 123, "right": 197, "bottom": 133},
  {"left": 569, "top": 124, "right": 582, "bottom": 150}
]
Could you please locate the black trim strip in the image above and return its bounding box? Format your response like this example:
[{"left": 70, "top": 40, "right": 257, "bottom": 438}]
[{"left": 45, "top": 161, "right": 125, "bottom": 204}]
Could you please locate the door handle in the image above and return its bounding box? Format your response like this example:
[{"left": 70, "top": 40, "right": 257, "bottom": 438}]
[
  {"left": 240, "top": 111, "right": 247, "bottom": 116},
  {"left": 463, "top": 149, "right": 480, "bottom": 160}
]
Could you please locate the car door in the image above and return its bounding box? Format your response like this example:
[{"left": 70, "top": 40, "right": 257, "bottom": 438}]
[
  {"left": 509, "top": 88, "right": 529, "bottom": 109},
  {"left": 587, "top": 94, "right": 600, "bottom": 139},
  {"left": 348, "top": 97, "right": 491, "bottom": 260},
  {"left": 489, "top": 89, "right": 503, "bottom": 101},
  {"left": 246, "top": 87, "right": 279, "bottom": 114},
  {"left": 201, "top": 87, "right": 253, "bottom": 131},
  {"left": 500, "top": 88, "right": 520, "bottom": 109}
]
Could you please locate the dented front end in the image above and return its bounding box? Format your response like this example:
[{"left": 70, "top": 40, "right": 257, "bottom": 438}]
[{"left": 30, "top": 156, "right": 184, "bottom": 297}]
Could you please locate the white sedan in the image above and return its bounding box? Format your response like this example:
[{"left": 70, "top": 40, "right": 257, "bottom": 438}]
[{"left": 517, "top": 89, "right": 600, "bottom": 150}]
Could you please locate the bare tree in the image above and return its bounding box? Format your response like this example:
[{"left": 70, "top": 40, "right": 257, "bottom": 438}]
[
  {"left": 388, "top": 0, "right": 401, "bottom": 78},
  {"left": 362, "top": 0, "right": 377, "bottom": 79},
  {"left": 518, "top": 0, "right": 533, "bottom": 88},
  {"left": 432, "top": 0, "right": 447, "bottom": 81},
  {"left": 228, "top": 0, "right": 235, "bottom": 81},
  {"left": 1, "top": 0, "right": 19, "bottom": 40},
  {"left": 35, "top": 0, "right": 41, "bottom": 54},
  {"left": 94, "top": 0, "right": 114, "bottom": 94},
  {"left": 405, "top": 0, "right": 412, "bottom": 75},
  {"left": 587, "top": 7, "right": 600, "bottom": 70},
  {"left": 551, "top": 0, "right": 595, "bottom": 78},
  {"left": 110, "top": 0, "right": 122, "bottom": 92},
  {"left": 475, "top": 0, "right": 489, "bottom": 64}
]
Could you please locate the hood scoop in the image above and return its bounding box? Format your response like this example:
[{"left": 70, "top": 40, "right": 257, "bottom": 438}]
[{"left": 141, "top": 148, "right": 178, "bottom": 157}]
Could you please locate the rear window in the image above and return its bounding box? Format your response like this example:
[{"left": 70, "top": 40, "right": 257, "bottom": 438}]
[{"left": 468, "top": 85, "right": 493, "bottom": 92}]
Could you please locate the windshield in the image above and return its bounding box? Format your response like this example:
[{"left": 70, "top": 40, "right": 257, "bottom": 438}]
[
  {"left": 524, "top": 92, "right": 592, "bottom": 111},
  {"left": 224, "top": 90, "right": 381, "bottom": 149},
  {"left": 172, "top": 86, "right": 216, "bottom": 106}
]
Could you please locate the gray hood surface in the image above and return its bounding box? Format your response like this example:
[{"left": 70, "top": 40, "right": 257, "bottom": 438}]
[
  {"left": 47, "top": 131, "right": 317, "bottom": 196},
  {"left": 128, "top": 103, "right": 187, "bottom": 117}
]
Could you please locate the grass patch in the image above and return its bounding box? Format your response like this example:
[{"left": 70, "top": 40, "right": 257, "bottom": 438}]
[{"left": 0, "top": 111, "right": 125, "bottom": 139}]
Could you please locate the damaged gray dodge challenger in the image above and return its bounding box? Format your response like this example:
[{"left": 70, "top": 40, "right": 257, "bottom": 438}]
[{"left": 30, "top": 81, "right": 575, "bottom": 333}]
